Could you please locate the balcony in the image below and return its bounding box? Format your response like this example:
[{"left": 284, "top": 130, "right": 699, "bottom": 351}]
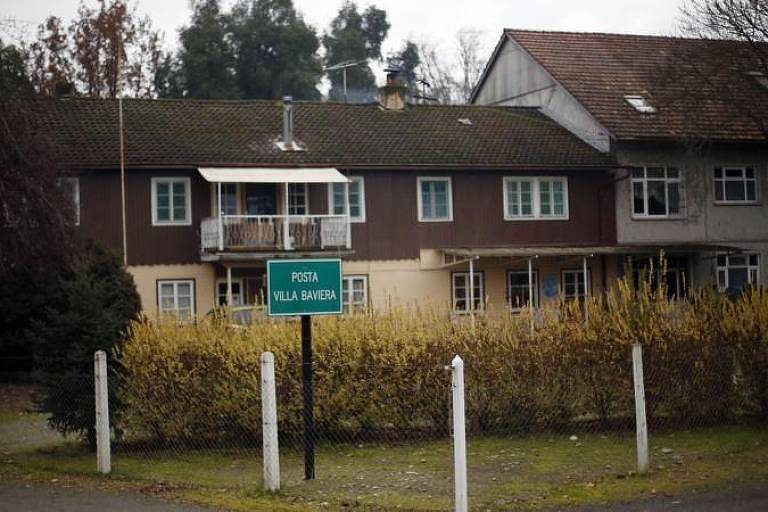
[{"left": 201, "top": 214, "right": 351, "bottom": 255}]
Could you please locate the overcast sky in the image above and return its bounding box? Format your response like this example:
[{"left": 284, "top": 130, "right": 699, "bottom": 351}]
[{"left": 2, "top": 0, "right": 685, "bottom": 83}]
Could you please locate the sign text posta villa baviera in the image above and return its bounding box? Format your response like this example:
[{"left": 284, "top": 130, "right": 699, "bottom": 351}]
[{"left": 267, "top": 259, "right": 343, "bottom": 316}]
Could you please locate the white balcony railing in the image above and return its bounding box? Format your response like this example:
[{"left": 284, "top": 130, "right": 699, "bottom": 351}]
[{"left": 201, "top": 215, "right": 351, "bottom": 252}]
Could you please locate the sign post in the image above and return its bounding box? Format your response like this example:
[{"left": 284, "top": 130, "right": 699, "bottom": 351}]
[{"left": 267, "top": 258, "right": 343, "bottom": 480}]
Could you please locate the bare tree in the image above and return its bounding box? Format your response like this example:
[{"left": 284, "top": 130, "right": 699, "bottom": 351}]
[
  {"left": 455, "top": 28, "right": 485, "bottom": 104},
  {"left": 665, "top": 0, "right": 768, "bottom": 139},
  {"left": 415, "top": 40, "right": 457, "bottom": 104}
]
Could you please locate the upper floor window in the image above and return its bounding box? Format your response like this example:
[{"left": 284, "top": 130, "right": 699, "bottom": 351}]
[
  {"left": 717, "top": 254, "right": 760, "bottom": 294},
  {"left": 329, "top": 177, "right": 365, "bottom": 222},
  {"left": 452, "top": 271, "right": 484, "bottom": 313},
  {"left": 58, "top": 177, "right": 80, "bottom": 225},
  {"left": 152, "top": 177, "right": 191, "bottom": 226},
  {"left": 632, "top": 166, "right": 681, "bottom": 217},
  {"left": 158, "top": 279, "right": 195, "bottom": 321},
  {"left": 714, "top": 167, "right": 757, "bottom": 203},
  {"left": 507, "top": 270, "right": 538, "bottom": 309},
  {"left": 288, "top": 183, "right": 308, "bottom": 215},
  {"left": 418, "top": 177, "right": 452, "bottom": 222},
  {"left": 504, "top": 177, "right": 568, "bottom": 220},
  {"left": 342, "top": 275, "right": 368, "bottom": 312}
]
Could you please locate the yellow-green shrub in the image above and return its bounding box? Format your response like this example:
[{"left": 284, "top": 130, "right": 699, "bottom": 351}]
[{"left": 116, "top": 283, "right": 768, "bottom": 447}]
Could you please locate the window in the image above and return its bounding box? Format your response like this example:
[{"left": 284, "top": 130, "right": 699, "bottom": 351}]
[
  {"left": 58, "top": 177, "right": 80, "bottom": 225},
  {"left": 216, "top": 278, "right": 244, "bottom": 306},
  {"left": 157, "top": 280, "right": 195, "bottom": 321},
  {"left": 328, "top": 177, "right": 365, "bottom": 222},
  {"left": 152, "top": 177, "right": 191, "bottom": 225},
  {"left": 214, "top": 183, "right": 239, "bottom": 216},
  {"left": 632, "top": 166, "right": 682, "bottom": 217},
  {"left": 288, "top": 183, "right": 308, "bottom": 215},
  {"left": 342, "top": 275, "right": 368, "bottom": 312},
  {"left": 717, "top": 254, "right": 760, "bottom": 293},
  {"left": 629, "top": 256, "right": 689, "bottom": 300},
  {"left": 562, "top": 269, "right": 591, "bottom": 300},
  {"left": 504, "top": 177, "right": 568, "bottom": 220},
  {"left": 452, "top": 272, "right": 484, "bottom": 313},
  {"left": 507, "top": 270, "right": 538, "bottom": 309},
  {"left": 714, "top": 167, "right": 757, "bottom": 203},
  {"left": 418, "top": 177, "right": 452, "bottom": 222},
  {"left": 624, "top": 95, "right": 657, "bottom": 114}
]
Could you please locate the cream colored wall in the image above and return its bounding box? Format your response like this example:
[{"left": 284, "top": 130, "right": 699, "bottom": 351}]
[
  {"left": 344, "top": 250, "right": 619, "bottom": 312},
  {"left": 128, "top": 264, "right": 216, "bottom": 318}
]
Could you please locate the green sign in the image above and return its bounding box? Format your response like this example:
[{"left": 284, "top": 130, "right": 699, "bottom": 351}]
[{"left": 267, "top": 259, "right": 343, "bottom": 316}]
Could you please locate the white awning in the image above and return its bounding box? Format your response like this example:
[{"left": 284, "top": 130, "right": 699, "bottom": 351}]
[{"left": 198, "top": 167, "right": 349, "bottom": 184}]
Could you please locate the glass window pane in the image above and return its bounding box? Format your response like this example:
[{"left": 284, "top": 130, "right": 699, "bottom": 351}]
[
  {"left": 156, "top": 207, "right": 170, "bottom": 221},
  {"left": 520, "top": 181, "right": 532, "bottom": 216},
  {"left": 156, "top": 193, "right": 170, "bottom": 208},
  {"left": 156, "top": 183, "right": 169, "bottom": 196},
  {"left": 507, "top": 181, "right": 519, "bottom": 216},
  {"left": 667, "top": 181, "right": 680, "bottom": 215},
  {"left": 177, "top": 283, "right": 191, "bottom": 297},
  {"left": 540, "top": 181, "right": 551, "bottom": 215},
  {"left": 173, "top": 205, "right": 186, "bottom": 220},
  {"left": 421, "top": 182, "right": 432, "bottom": 218},
  {"left": 632, "top": 168, "right": 644, "bottom": 178},
  {"left": 714, "top": 180, "right": 724, "bottom": 201},
  {"left": 749, "top": 254, "right": 759, "bottom": 266},
  {"left": 633, "top": 182, "right": 645, "bottom": 214},
  {"left": 646, "top": 167, "right": 665, "bottom": 179},
  {"left": 725, "top": 180, "right": 745, "bottom": 201},
  {"left": 714, "top": 168, "right": 723, "bottom": 179},
  {"left": 745, "top": 168, "right": 755, "bottom": 178},
  {"left": 666, "top": 167, "right": 679, "bottom": 179},
  {"left": 746, "top": 181, "right": 756, "bottom": 201},
  {"left": 647, "top": 181, "right": 667, "bottom": 215},
  {"left": 725, "top": 168, "right": 743, "bottom": 178},
  {"left": 728, "top": 268, "right": 749, "bottom": 292}
]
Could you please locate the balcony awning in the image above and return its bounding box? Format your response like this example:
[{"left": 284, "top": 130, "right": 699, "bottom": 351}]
[{"left": 198, "top": 167, "right": 349, "bottom": 184}]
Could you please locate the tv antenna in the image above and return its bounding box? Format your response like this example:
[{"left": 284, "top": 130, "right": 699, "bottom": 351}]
[{"left": 324, "top": 59, "right": 367, "bottom": 102}]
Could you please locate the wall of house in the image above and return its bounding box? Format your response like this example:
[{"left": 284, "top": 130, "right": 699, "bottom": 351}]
[
  {"left": 613, "top": 141, "right": 768, "bottom": 282},
  {"left": 348, "top": 169, "right": 616, "bottom": 261},
  {"left": 128, "top": 263, "right": 216, "bottom": 318},
  {"left": 472, "top": 38, "right": 611, "bottom": 151}
]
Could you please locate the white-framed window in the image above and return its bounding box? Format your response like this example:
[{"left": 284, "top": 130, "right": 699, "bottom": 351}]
[
  {"left": 716, "top": 253, "right": 761, "bottom": 293},
  {"left": 288, "top": 183, "right": 308, "bottom": 215},
  {"left": 631, "top": 166, "right": 682, "bottom": 217},
  {"left": 152, "top": 177, "right": 191, "bottom": 225},
  {"left": 342, "top": 275, "right": 368, "bottom": 312},
  {"left": 507, "top": 270, "right": 538, "bottom": 309},
  {"left": 562, "top": 269, "right": 591, "bottom": 300},
  {"left": 418, "top": 177, "right": 453, "bottom": 222},
  {"left": 329, "top": 177, "right": 365, "bottom": 222},
  {"left": 452, "top": 271, "right": 484, "bottom": 313},
  {"left": 624, "top": 95, "right": 657, "bottom": 114},
  {"left": 157, "top": 279, "right": 195, "bottom": 321},
  {"left": 58, "top": 176, "right": 80, "bottom": 225},
  {"left": 504, "top": 177, "right": 568, "bottom": 220},
  {"left": 215, "top": 278, "right": 244, "bottom": 306},
  {"left": 214, "top": 183, "right": 239, "bottom": 216},
  {"left": 714, "top": 167, "right": 757, "bottom": 203}
]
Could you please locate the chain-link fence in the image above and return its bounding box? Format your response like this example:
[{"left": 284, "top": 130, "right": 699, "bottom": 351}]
[{"left": 2, "top": 339, "right": 766, "bottom": 511}]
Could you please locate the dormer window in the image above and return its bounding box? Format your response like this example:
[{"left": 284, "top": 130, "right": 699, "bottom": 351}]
[{"left": 624, "top": 95, "right": 657, "bottom": 114}]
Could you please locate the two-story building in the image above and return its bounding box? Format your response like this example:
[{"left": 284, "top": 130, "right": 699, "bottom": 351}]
[
  {"left": 471, "top": 30, "right": 768, "bottom": 296},
  {"left": 34, "top": 79, "right": 622, "bottom": 318}
]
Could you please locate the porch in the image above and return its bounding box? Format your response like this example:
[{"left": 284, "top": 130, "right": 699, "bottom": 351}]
[{"left": 198, "top": 167, "right": 353, "bottom": 259}]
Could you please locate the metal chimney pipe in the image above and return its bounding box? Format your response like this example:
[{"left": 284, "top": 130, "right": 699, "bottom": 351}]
[{"left": 283, "top": 96, "right": 294, "bottom": 148}]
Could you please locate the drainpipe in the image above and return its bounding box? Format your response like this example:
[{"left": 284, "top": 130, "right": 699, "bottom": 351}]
[
  {"left": 583, "top": 256, "right": 590, "bottom": 321},
  {"left": 226, "top": 266, "right": 233, "bottom": 307},
  {"left": 283, "top": 182, "right": 291, "bottom": 250},
  {"left": 345, "top": 180, "right": 352, "bottom": 249}
]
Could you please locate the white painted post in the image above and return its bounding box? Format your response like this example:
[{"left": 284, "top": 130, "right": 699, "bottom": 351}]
[
  {"left": 451, "top": 355, "right": 468, "bottom": 512},
  {"left": 283, "top": 182, "right": 291, "bottom": 250},
  {"left": 94, "top": 350, "right": 111, "bottom": 475},
  {"left": 261, "top": 352, "right": 280, "bottom": 491},
  {"left": 583, "top": 256, "right": 589, "bottom": 321},
  {"left": 528, "top": 257, "right": 534, "bottom": 333},
  {"left": 226, "top": 266, "right": 233, "bottom": 307},
  {"left": 632, "top": 343, "right": 649, "bottom": 474},
  {"left": 217, "top": 182, "right": 224, "bottom": 251},
  {"left": 468, "top": 258, "right": 475, "bottom": 316}
]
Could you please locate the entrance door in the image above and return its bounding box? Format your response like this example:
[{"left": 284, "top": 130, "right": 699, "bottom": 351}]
[{"left": 245, "top": 184, "right": 277, "bottom": 215}]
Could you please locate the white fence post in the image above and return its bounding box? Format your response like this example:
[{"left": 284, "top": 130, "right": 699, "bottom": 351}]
[
  {"left": 94, "top": 350, "right": 111, "bottom": 475},
  {"left": 451, "top": 355, "right": 468, "bottom": 512},
  {"left": 261, "top": 352, "right": 280, "bottom": 491},
  {"left": 632, "top": 343, "right": 649, "bottom": 474}
]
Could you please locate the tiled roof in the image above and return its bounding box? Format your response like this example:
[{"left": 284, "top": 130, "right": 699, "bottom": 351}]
[
  {"left": 501, "top": 29, "right": 768, "bottom": 142},
  {"left": 25, "top": 97, "right": 615, "bottom": 169}
]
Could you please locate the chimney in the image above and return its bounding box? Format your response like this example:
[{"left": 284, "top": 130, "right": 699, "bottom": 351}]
[
  {"left": 377, "top": 67, "right": 407, "bottom": 110},
  {"left": 282, "top": 96, "right": 294, "bottom": 148}
]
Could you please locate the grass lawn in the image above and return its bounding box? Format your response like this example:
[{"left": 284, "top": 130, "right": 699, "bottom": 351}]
[{"left": 2, "top": 385, "right": 768, "bottom": 511}]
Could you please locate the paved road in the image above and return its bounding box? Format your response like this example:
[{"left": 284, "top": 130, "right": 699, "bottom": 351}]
[
  {"left": 565, "top": 486, "right": 768, "bottom": 512},
  {"left": 0, "top": 482, "right": 214, "bottom": 512}
]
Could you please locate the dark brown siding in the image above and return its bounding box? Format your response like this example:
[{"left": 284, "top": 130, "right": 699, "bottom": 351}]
[
  {"left": 348, "top": 169, "right": 617, "bottom": 260},
  {"left": 76, "top": 167, "right": 616, "bottom": 265}
]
